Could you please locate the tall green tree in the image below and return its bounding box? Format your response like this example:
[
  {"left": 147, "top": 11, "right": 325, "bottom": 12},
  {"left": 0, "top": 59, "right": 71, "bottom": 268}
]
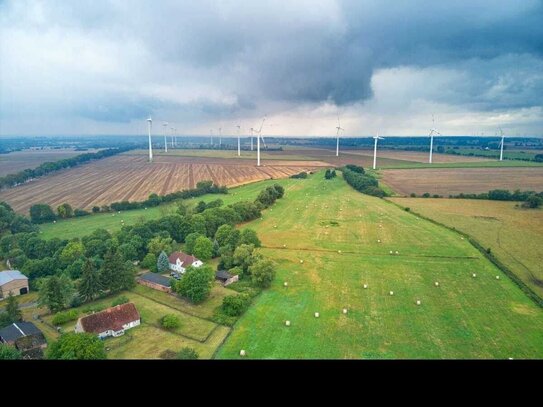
[
  {"left": 0, "top": 344, "right": 22, "bottom": 360},
  {"left": 174, "top": 265, "right": 214, "bottom": 303},
  {"left": 157, "top": 251, "right": 170, "bottom": 273},
  {"left": 78, "top": 259, "right": 103, "bottom": 302},
  {"left": 249, "top": 258, "right": 276, "bottom": 288},
  {"left": 47, "top": 332, "right": 106, "bottom": 360},
  {"left": 5, "top": 293, "right": 22, "bottom": 322},
  {"left": 38, "top": 275, "right": 75, "bottom": 313},
  {"left": 193, "top": 236, "right": 213, "bottom": 261},
  {"left": 100, "top": 250, "right": 126, "bottom": 293},
  {"left": 56, "top": 203, "right": 74, "bottom": 219}
]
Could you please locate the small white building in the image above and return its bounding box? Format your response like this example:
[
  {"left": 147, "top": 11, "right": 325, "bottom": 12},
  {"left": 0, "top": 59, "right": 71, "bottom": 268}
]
[
  {"left": 168, "top": 251, "right": 203, "bottom": 275},
  {"left": 74, "top": 303, "right": 141, "bottom": 339}
]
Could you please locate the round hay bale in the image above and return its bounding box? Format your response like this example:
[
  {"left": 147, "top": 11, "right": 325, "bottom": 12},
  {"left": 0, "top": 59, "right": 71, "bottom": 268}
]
[
  {"left": 435, "top": 282, "right": 439, "bottom": 287},
  {"left": 118, "top": 211, "right": 121, "bottom": 214},
  {"left": 338, "top": 250, "right": 342, "bottom": 254},
  {"left": 283, "top": 244, "right": 287, "bottom": 248},
  {"left": 285, "top": 320, "right": 291, "bottom": 327},
  {"left": 283, "top": 282, "right": 288, "bottom": 287},
  {"left": 389, "top": 291, "right": 394, "bottom": 296},
  {"left": 389, "top": 251, "right": 393, "bottom": 255},
  {"left": 378, "top": 239, "right": 381, "bottom": 243},
  {"left": 496, "top": 276, "right": 500, "bottom": 280},
  {"left": 300, "top": 260, "right": 304, "bottom": 264},
  {"left": 314, "top": 312, "right": 319, "bottom": 318},
  {"left": 342, "top": 308, "right": 348, "bottom": 314},
  {"left": 363, "top": 284, "right": 368, "bottom": 289},
  {"left": 274, "top": 225, "right": 277, "bottom": 229},
  {"left": 416, "top": 300, "right": 421, "bottom": 306},
  {"left": 240, "top": 349, "right": 246, "bottom": 357},
  {"left": 472, "top": 273, "right": 477, "bottom": 278},
  {"left": 395, "top": 251, "right": 399, "bottom": 255},
  {"left": 53, "top": 220, "right": 56, "bottom": 224}
]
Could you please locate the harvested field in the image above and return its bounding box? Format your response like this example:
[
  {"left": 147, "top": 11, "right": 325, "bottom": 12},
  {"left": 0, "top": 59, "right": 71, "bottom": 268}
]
[
  {"left": 345, "top": 149, "right": 492, "bottom": 163},
  {"left": 0, "top": 154, "right": 328, "bottom": 214},
  {"left": 0, "top": 148, "right": 100, "bottom": 177},
  {"left": 381, "top": 167, "right": 543, "bottom": 196}
]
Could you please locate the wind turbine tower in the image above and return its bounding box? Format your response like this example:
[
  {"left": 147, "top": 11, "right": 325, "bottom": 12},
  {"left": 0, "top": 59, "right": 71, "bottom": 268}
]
[
  {"left": 163, "top": 122, "right": 168, "bottom": 153},
  {"left": 219, "top": 127, "right": 222, "bottom": 147},
  {"left": 498, "top": 128, "right": 505, "bottom": 161},
  {"left": 210, "top": 129, "right": 214, "bottom": 146},
  {"left": 147, "top": 117, "right": 153, "bottom": 162},
  {"left": 373, "top": 134, "right": 385, "bottom": 170},
  {"left": 236, "top": 125, "right": 241, "bottom": 156},
  {"left": 336, "top": 115, "right": 344, "bottom": 157},
  {"left": 428, "top": 115, "right": 441, "bottom": 164},
  {"left": 255, "top": 117, "right": 266, "bottom": 167},
  {"left": 250, "top": 128, "right": 254, "bottom": 151}
]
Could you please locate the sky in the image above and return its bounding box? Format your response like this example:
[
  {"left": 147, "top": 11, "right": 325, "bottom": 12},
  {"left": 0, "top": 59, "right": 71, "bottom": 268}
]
[{"left": 1, "top": 0, "right": 542, "bottom": 137}]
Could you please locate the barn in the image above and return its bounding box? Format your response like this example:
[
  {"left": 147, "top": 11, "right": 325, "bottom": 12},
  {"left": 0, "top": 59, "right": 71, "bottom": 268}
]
[
  {"left": 0, "top": 270, "right": 29, "bottom": 299},
  {"left": 137, "top": 272, "right": 172, "bottom": 293}
]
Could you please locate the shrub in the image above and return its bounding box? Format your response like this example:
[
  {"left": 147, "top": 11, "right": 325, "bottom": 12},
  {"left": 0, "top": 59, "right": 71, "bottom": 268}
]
[
  {"left": 410, "top": 193, "right": 416, "bottom": 197},
  {"left": 422, "top": 193, "right": 431, "bottom": 198},
  {"left": 112, "top": 295, "right": 129, "bottom": 307},
  {"left": 160, "top": 314, "right": 181, "bottom": 330},
  {"left": 177, "top": 347, "right": 199, "bottom": 359},
  {"left": 221, "top": 293, "right": 251, "bottom": 317},
  {"left": 52, "top": 309, "right": 80, "bottom": 326},
  {"left": 404, "top": 207, "right": 410, "bottom": 212}
]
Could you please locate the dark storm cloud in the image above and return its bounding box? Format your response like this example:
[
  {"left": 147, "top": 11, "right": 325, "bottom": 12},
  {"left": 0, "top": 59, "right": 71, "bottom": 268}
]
[{"left": 1, "top": 0, "right": 543, "bottom": 132}]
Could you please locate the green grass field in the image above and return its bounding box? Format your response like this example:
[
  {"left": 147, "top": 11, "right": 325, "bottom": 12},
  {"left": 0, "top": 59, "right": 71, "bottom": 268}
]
[
  {"left": 447, "top": 148, "right": 541, "bottom": 161},
  {"left": 215, "top": 171, "right": 543, "bottom": 359},
  {"left": 389, "top": 198, "right": 543, "bottom": 300},
  {"left": 39, "top": 178, "right": 300, "bottom": 240},
  {"left": 35, "top": 284, "right": 235, "bottom": 359}
]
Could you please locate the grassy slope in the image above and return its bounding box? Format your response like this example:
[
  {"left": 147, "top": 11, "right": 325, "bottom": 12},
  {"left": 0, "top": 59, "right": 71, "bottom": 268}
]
[
  {"left": 389, "top": 198, "right": 543, "bottom": 299},
  {"left": 39, "top": 178, "right": 299, "bottom": 240},
  {"left": 216, "top": 171, "right": 543, "bottom": 359}
]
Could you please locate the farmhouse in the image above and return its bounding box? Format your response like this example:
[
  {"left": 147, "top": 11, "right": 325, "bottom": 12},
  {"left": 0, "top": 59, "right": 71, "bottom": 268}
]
[
  {"left": 215, "top": 270, "right": 239, "bottom": 287},
  {"left": 75, "top": 303, "right": 141, "bottom": 339},
  {"left": 0, "top": 322, "right": 47, "bottom": 359},
  {"left": 169, "top": 251, "right": 203, "bottom": 275},
  {"left": 137, "top": 272, "right": 172, "bottom": 293},
  {"left": 0, "top": 270, "right": 29, "bottom": 299}
]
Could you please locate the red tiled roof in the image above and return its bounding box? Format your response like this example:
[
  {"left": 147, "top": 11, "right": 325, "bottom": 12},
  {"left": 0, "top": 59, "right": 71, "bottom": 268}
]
[
  {"left": 168, "top": 251, "right": 200, "bottom": 266},
  {"left": 79, "top": 303, "right": 140, "bottom": 334}
]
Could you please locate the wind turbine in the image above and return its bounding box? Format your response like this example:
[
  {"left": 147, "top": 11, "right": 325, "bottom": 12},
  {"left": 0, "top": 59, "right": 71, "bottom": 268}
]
[
  {"left": 250, "top": 128, "right": 254, "bottom": 151},
  {"left": 428, "top": 115, "right": 441, "bottom": 164},
  {"left": 219, "top": 127, "right": 222, "bottom": 147},
  {"left": 373, "top": 134, "right": 385, "bottom": 170},
  {"left": 210, "top": 129, "right": 214, "bottom": 146},
  {"left": 335, "top": 115, "right": 344, "bottom": 157},
  {"left": 163, "top": 122, "right": 168, "bottom": 153},
  {"left": 236, "top": 125, "right": 241, "bottom": 156},
  {"left": 498, "top": 128, "right": 505, "bottom": 161},
  {"left": 147, "top": 117, "right": 153, "bottom": 162},
  {"left": 255, "top": 117, "right": 266, "bottom": 167}
]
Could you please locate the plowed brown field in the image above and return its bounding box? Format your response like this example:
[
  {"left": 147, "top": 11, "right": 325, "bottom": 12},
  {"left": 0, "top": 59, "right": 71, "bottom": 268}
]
[{"left": 0, "top": 154, "right": 328, "bottom": 214}]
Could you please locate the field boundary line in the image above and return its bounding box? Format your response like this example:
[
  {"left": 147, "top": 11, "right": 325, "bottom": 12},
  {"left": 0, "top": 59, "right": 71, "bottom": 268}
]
[{"left": 386, "top": 198, "right": 543, "bottom": 307}]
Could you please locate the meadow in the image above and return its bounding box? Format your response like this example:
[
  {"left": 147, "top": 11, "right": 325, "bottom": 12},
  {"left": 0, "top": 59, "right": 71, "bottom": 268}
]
[
  {"left": 389, "top": 197, "right": 543, "bottom": 300},
  {"left": 216, "top": 171, "right": 543, "bottom": 359}
]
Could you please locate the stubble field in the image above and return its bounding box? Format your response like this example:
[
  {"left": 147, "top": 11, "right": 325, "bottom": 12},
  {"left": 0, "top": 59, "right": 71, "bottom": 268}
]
[
  {"left": 0, "top": 153, "right": 328, "bottom": 214},
  {"left": 381, "top": 167, "right": 543, "bottom": 196}
]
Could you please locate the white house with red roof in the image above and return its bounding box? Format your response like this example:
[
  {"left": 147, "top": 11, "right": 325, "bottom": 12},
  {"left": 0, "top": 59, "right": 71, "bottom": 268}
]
[{"left": 168, "top": 251, "right": 203, "bottom": 275}]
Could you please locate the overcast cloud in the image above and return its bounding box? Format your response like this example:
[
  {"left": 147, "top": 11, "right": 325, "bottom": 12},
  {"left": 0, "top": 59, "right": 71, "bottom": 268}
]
[{"left": 1, "top": 0, "right": 542, "bottom": 136}]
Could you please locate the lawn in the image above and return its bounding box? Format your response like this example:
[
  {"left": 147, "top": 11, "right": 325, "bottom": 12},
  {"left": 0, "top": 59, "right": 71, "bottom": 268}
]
[
  {"left": 36, "top": 285, "right": 234, "bottom": 359},
  {"left": 39, "top": 177, "right": 301, "bottom": 240},
  {"left": 389, "top": 197, "right": 543, "bottom": 300},
  {"left": 215, "top": 171, "right": 543, "bottom": 359}
]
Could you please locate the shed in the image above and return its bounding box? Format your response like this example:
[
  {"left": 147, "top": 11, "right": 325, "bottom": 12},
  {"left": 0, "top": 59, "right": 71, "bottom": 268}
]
[{"left": 215, "top": 270, "right": 239, "bottom": 287}]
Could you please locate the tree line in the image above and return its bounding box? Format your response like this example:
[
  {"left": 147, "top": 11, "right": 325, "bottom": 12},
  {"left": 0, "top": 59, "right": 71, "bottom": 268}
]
[
  {"left": 341, "top": 165, "right": 387, "bottom": 197},
  {"left": 0, "top": 147, "right": 132, "bottom": 190}
]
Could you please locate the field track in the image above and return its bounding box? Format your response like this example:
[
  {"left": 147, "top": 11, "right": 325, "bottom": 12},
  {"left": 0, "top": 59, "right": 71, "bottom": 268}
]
[
  {"left": 381, "top": 167, "right": 543, "bottom": 196},
  {"left": 0, "top": 154, "right": 328, "bottom": 214}
]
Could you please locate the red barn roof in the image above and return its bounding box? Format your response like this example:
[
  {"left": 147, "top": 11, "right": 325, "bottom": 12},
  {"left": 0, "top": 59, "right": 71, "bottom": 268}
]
[
  {"left": 79, "top": 303, "right": 140, "bottom": 334},
  {"left": 168, "top": 251, "right": 200, "bottom": 266}
]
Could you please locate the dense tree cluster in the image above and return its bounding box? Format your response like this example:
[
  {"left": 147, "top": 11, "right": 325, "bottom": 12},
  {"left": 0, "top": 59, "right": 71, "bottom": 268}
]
[
  {"left": 445, "top": 189, "right": 543, "bottom": 208},
  {"left": 324, "top": 169, "right": 337, "bottom": 179},
  {"left": 341, "top": 166, "right": 387, "bottom": 198},
  {"left": 47, "top": 332, "right": 106, "bottom": 360},
  {"left": 0, "top": 147, "right": 131, "bottom": 189},
  {"left": 290, "top": 171, "right": 308, "bottom": 179}
]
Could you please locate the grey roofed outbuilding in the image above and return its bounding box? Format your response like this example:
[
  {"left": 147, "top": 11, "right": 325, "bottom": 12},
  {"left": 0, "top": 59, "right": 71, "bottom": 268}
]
[
  {"left": 0, "top": 322, "right": 42, "bottom": 343},
  {"left": 0, "top": 270, "right": 28, "bottom": 286},
  {"left": 139, "top": 272, "right": 172, "bottom": 287},
  {"left": 215, "top": 270, "right": 233, "bottom": 280}
]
